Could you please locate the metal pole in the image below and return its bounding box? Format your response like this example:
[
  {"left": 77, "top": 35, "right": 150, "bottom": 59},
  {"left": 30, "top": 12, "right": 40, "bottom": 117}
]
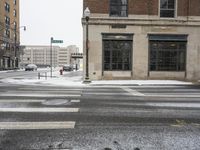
[
  {"left": 45, "top": 72, "right": 47, "bottom": 80},
  {"left": 50, "top": 37, "right": 53, "bottom": 78},
  {"left": 85, "top": 17, "right": 89, "bottom": 81},
  {"left": 38, "top": 72, "right": 40, "bottom": 79},
  {"left": 14, "top": 28, "right": 17, "bottom": 69}
]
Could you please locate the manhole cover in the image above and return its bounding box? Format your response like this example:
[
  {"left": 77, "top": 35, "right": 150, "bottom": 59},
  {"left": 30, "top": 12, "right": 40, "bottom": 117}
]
[{"left": 42, "top": 99, "right": 71, "bottom": 106}]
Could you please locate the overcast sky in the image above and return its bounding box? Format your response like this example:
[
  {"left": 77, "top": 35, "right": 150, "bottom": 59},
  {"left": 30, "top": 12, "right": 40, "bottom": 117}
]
[{"left": 20, "top": 0, "right": 83, "bottom": 51}]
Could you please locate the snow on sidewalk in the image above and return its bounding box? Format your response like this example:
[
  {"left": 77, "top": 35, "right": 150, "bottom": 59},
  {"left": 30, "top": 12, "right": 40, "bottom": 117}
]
[
  {"left": 0, "top": 68, "right": 193, "bottom": 86},
  {"left": 1, "top": 78, "right": 193, "bottom": 87},
  {"left": 91, "top": 80, "right": 193, "bottom": 86}
]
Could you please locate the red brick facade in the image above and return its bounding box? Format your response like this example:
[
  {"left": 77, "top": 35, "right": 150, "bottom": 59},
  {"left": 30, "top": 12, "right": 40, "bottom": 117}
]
[
  {"left": 83, "top": 0, "right": 200, "bottom": 16},
  {"left": 83, "top": 0, "right": 109, "bottom": 14},
  {"left": 189, "top": 0, "right": 200, "bottom": 16}
]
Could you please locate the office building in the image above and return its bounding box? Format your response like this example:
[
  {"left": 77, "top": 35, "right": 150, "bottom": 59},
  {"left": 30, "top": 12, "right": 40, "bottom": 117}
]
[
  {"left": 0, "top": 0, "right": 20, "bottom": 70},
  {"left": 20, "top": 45, "right": 59, "bottom": 68},
  {"left": 82, "top": 0, "right": 200, "bottom": 81},
  {"left": 20, "top": 45, "right": 80, "bottom": 68}
]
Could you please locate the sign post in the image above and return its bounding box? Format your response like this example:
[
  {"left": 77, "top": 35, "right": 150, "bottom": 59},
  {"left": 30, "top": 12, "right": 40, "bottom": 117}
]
[{"left": 50, "top": 37, "right": 63, "bottom": 78}]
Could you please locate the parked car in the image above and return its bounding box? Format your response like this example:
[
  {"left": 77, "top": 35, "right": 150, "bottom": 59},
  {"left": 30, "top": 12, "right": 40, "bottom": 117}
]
[
  {"left": 25, "top": 64, "right": 37, "bottom": 71},
  {"left": 63, "top": 65, "right": 73, "bottom": 71}
]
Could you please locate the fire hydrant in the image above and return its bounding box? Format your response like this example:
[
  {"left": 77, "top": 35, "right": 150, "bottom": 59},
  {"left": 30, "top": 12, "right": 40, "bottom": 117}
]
[{"left": 59, "top": 69, "right": 63, "bottom": 75}]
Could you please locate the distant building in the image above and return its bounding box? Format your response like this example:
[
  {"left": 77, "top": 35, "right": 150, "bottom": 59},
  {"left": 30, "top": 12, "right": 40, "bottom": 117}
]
[
  {"left": 20, "top": 45, "right": 80, "bottom": 68},
  {"left": 82, "top": 0, "right": 200, "bottom": 81},
  {"left": 58, "top": 47, "right": 69, "bottom": 67},
  {"left": 0, "top": 0, "right": 20, "bottom": 70},
  {"left": 65, "top": 45, "right": 80, "bottom": 67},
  {"left": 20, "top": 45, "right": 59, "bottom": 68}
]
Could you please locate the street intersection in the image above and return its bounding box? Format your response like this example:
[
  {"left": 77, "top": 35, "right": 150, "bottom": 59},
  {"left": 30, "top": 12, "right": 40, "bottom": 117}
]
[{"left": 0, "top": 70, "right": 200, "bottom": 150}]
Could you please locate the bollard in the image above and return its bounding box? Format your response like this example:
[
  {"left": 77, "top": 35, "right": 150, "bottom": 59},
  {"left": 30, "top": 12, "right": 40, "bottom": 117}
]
[
  {"left": 38, "top": 72, "right": 40, "bottom": 79},
  {"left": 45, "top": 72, "right": 47, "bottom": 80}
]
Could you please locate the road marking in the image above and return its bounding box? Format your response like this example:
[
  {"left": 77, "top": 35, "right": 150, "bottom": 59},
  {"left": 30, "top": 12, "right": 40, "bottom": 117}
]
[
  {"left": 171, "top": 119, "right": 187, "bottom": 128},
  {"left": 0, "top": 108, "right": 79, "bottom": 113},
  {"left": 147, "top": 102, "right": 200, "bottom": 108},
  {"left": 0, "top": 121, "right": 75, "bottom": 130},
  {"left": 146, "top": 94, "right": 200, "bottom": 98},
  {"left": 71, "top": 100, "right": 80, "bottom": 103},
  {"left": 121, "top": 87, "right": 145, "bottom": 96},
  {"left": 19, "top": 88, "right": 83, "bottom": 91},
  {"left": 0, "top": 94, "right": 81, "bottom": 97},
  {"left": 84, "top": 92, "right": 133, "bottom": 96},
  {"left": 0, "top": 100, "right": 44, "bottom": 103}
]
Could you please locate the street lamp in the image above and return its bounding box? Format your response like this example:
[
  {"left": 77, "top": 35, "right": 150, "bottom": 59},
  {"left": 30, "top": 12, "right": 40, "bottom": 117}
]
[
  {"left": 84, "top": 7, "right": 91, "bottom": 83},
  {"left": 14, "top": 26, "right": 26, "bottom": 69}
]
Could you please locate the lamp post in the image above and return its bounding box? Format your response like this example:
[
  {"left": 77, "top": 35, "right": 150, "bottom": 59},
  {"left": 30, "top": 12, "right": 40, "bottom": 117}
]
[
  {"left": 84, "top": 7, "right": 91, "bottom": 83},
  {"left": 14, "top": 26, "right": 26, "bottom": 69}
]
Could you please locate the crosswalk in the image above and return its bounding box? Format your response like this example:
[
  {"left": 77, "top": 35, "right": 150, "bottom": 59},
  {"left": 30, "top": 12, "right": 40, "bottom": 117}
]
[
  {"left": 0, "top": 84, "right": 200, "bottom": 130},
  {"left": 83, "top": 85, "right": 200, "bottom": 110},
  {"left": 84, "top": 85, "right": 200, "bottom": 98},
  {"left": 0, "top": 86, "right": 82, "bottom": 130}
]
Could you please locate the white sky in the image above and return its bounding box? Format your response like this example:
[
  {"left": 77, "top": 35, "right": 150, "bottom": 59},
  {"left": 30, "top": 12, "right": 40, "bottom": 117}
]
[{"left": 20, "top": 0, "right": 83, "bottom": 51}]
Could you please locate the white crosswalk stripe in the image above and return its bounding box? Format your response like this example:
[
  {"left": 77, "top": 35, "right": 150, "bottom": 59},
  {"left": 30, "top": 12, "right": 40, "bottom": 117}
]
[
  {"left": 0, "top": 93, "right": 81, "bottom": 97},
  {"left": 0, "top": 99, "right": 80, "bottom": 103},
  {"left": 119, "top": 86, "right": 200, "bottom": 98},
  {"left": 121, "top": 86, "right": 145, "bottom": 96},
  {"left": 145, "top": 94, "right": 200, "bottom": 98},
  {"left": 0, "top": 121, "right": 75, "bottom": 130},
  {"left": 0, "top": 107, "right": 79, "bottom": 112},
  {"left": 0, "top": 99, "right": 44, "bottom": 103},
  {"left": 146, "top": 102, "right": 200, "bottom": 108}
]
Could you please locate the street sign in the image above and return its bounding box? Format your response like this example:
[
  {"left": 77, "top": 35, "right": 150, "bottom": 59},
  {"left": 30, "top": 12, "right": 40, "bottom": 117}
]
[{"left": 51, "top": 39, "right": 63, "bottom": 43}]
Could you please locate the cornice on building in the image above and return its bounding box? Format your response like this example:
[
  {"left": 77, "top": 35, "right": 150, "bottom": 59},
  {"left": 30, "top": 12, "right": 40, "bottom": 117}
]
[{"left": 82, "top": 16, "right": 200, "bottom": 27}]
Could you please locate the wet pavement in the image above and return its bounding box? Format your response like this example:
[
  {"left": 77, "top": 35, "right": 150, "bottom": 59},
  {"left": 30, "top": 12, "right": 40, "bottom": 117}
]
[{"left": 0, "top": 71, "right": 200, "bottom": 149}]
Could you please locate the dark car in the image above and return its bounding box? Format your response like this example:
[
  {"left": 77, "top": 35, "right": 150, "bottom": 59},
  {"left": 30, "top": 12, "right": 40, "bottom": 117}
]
[
  {"left": 25, "top": 64, "right": 37, "bottom": 71},
  {"left": 63, "top": 65, "right": 73, "bottom": 71}
]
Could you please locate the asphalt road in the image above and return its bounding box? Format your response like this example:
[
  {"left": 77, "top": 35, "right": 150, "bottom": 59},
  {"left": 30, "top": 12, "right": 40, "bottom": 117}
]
[
  {"left": 0, "top": 68, "right": 50, "bottom": 79},
  {"left": 0, "top": 70, "right": 200, "bottom": 150}
]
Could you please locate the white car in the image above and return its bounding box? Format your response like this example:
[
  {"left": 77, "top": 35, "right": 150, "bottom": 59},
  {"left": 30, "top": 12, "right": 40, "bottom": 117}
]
[{"left": 25, "top": 64, "right": 37, "bottom": 71}]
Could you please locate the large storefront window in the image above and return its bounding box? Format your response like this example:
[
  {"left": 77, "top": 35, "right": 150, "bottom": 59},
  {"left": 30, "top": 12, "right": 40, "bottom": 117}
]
[
  {"left": 103, "top": 34, "right": 133, "bottom": 71},
  {"left": 149, "top": 35, "right": 187, "bottom": 71}
]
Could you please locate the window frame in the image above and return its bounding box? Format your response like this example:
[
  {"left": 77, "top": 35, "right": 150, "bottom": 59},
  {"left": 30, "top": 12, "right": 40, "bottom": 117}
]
[
  {"left": 109, "top": 0, "right": 128, "bottom": 17},
  {"left": 5, "top": 16, "right": 10, "bottom": 25},
  {"left": 5, "top": 2, "right": 10, "bottom": 12},
  {"left": 13, "top": 9, "right": 17, "bottom": 17},
  {"left": 148, "top": 34, "right": 188, "bottom": 72},
  {"left": 13, "top": 0, "right": 17, "bottom": 5},
  {"left": 102, "top": 34, "right": 133, "bottom": 71},
  {"left": 159, "top": 0, "right": 177, "bottom": 18}
]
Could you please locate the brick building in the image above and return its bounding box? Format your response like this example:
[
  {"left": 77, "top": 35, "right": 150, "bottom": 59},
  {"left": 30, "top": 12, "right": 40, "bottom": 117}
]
[
  {"left": 82, "top": 0, "right": 200, "bottom": 81},
  {"left": 0, "top": 0, "right": 20, "bottom": 70}
]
